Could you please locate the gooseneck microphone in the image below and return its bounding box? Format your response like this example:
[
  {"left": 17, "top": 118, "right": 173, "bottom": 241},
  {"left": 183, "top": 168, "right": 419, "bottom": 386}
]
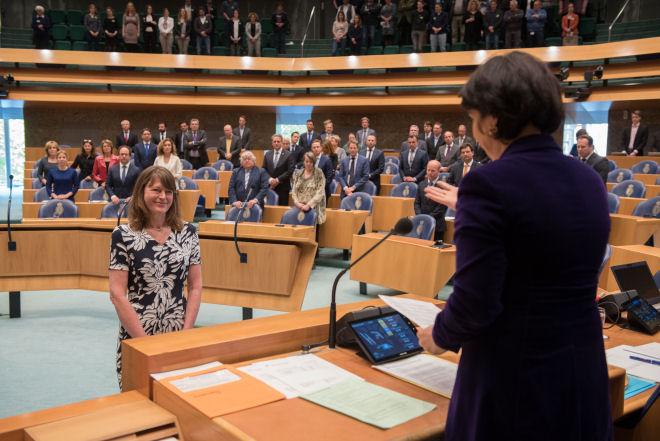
[
  {"left": 7, "top": 174, "right": 16, "bottom": 251},
  {"left": 116, "top": 199, "right": 128, "bottom": 227},
  {"left": 233, "top": 187, "right": 253, "bottom": 264},
  {"left": 328, "top": 217, "right": 413, "bottom": 348}
]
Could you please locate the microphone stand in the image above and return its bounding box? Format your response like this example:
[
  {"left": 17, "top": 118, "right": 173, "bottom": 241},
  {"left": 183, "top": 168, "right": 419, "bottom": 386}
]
[
  {"left": 233, "top": 188, "right": 252, "bottom": 264},
  {"left": 300, "top": 6, "right": 316, "bottom": 58},
  {"left": 7, "top": 174, "right": 16, "bottom": 251},
  {"left": 116, "top": 199, "right": 127, "bottom": 227}
]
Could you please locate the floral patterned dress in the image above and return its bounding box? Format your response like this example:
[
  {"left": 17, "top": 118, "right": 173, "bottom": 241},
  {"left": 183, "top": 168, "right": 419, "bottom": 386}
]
[
  {"left": 109, "top": 223, "right": 201, "bottom": 387},
  {"left": 291, "top": 168, "right": 327, "bottom": 224}
]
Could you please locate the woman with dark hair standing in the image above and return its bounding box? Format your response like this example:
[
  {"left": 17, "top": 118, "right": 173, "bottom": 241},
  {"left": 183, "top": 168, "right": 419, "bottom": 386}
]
[
  {"left": 71, "top": 139, "right": 97, "bottom": 182},
  {"left": 104, "top": 6, "right": 120, "bottom": 52},
  {"left": 417, "top": 51, "right": 612, "bottom": 440},
  {"left": 109, "top": 166, "right": 202, "bottom": 387},
  {"left": 142, "top": 4, "right": 158, "bottom": 53},
  {"left": 84, "top": 3, "right": 102, "bottom": 51}
]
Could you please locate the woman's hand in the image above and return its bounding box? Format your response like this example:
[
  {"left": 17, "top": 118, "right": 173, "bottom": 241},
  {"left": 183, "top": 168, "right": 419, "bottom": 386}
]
[
  {"left": 425, "top": 181, "right": 458, "bottom": 210},
  {"left": 417, "top": 326, "right": 446, "bottom": 355}
]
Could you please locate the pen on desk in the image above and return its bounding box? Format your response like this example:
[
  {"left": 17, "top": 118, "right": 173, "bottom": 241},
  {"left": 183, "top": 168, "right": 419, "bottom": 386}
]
[{"left": 629, "top": 355, "right": 660, "bottom": 366}]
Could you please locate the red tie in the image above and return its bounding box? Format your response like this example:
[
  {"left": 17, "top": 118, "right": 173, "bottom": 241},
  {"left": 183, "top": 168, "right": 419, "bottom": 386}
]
[{"left": 124, "top": 133, "right": 128, "bottom": 142}]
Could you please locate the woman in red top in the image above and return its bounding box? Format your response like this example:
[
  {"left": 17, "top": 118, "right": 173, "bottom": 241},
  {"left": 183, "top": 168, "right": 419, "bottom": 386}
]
[
  {"left": 562, "top": 3, "right": 580, "bottom": 46},
  {"left": 92, "top": 139, "right": 119, "bottom": 187}
]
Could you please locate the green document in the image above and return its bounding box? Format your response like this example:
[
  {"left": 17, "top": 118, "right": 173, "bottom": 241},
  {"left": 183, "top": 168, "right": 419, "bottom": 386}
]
[{"left": 301, "top": 378, "right": 436, "bottom": 429}]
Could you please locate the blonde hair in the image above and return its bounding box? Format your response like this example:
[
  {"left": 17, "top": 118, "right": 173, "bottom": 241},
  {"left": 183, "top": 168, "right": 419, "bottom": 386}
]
[
  {"left": 44, "top": 140, "right": 60, "bottom": 155},
  {"left": 128, "top": 166, "right": 183, "bottom": 232},
  {"left": 56, "top": 149, "right": 69, "bottom": 159},
  {"left": 101, "top": 139, "right": 116, "bottom": 156},
  {"left": 157, "top": 138, "right": 177, "bottom": 156}
]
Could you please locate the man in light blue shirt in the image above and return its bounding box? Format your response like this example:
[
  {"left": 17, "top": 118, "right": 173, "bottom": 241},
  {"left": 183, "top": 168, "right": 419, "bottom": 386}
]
[{"left": 525, "top": 0, "right": 547, "bottom": 47}]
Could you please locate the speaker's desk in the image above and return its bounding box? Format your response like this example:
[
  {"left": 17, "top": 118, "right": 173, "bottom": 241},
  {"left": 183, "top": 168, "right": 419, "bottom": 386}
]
[
  {"left": 371, "top": 196, "right": 415, "bottom": 232},
  {"left": 196, "top": 221, "right": 316, "bottom": 312},
  {"left": 350, "top": 233, "right": 456, "bottom": 298},
  {"left": 20, "top": 190, "right": 200, "bottom": 222}
]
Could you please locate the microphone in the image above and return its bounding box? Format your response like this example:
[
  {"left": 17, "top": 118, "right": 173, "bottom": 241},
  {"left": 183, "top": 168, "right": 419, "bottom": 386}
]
[
  {"left": 116, "top": 199, "right": 127, "bottom": 227},
  {"left": 7, "top": 174, "right": 16, "bottom": 251},
  {"left": 328, "top": 217, "right": 413, "bottom": 348},
  {"left": 233, "top": 187, "right": 253, "bottom": 264}
]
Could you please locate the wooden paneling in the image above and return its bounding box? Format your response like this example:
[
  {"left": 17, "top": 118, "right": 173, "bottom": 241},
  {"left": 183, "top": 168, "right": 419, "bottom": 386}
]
[{"left": 370, "top": 196, "right": 415, "bottom": 231}]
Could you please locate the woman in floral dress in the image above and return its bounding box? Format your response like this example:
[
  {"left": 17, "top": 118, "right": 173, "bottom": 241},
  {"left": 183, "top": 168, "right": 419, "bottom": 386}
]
[
  {"left": 291, "top": 151, "right": 327, "bottom": 225},
  {"left": 109, "top": 166, "right": 202, "bottom": 387}
]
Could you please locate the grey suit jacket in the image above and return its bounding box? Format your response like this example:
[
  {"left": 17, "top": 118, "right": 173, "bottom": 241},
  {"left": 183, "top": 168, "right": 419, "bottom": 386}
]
[
  {"left": 401, "top": 139, "right": 428, "bottom": 152},
  {"left": 232, "top": 126, "right": 251, "bottom": 150},
  {"left": 356, "top": 128, "right": 376, "bottom": 148},
  {"left": 436, "top": 143, "right": 460, "bottom": 168},
  {"left": 218, "top": 135, "right": 242, "bottom": 167}
]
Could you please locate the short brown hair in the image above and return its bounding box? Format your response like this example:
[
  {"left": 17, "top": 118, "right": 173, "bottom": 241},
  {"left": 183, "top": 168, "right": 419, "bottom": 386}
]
[{"left": 128, "top": 166, "right": 183, "bottom": 232}]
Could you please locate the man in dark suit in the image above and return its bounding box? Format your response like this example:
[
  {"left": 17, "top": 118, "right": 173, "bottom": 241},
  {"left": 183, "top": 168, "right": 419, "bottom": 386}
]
[
  {"left": 300, "top": 119, "right": 321, "bottom": 152},
  {"left": 455, "top": 124, "right": 475, "bottom": 150},
  {"left": 232, "top": 115, "right": 251, "bottom": 150},
  {"left": 337, "top": 140, "right": 371, "bottom": 198},
  {"left": 174, "top": 121, "right": 189, "bottom": 158},
  {"left": 320, "top": 119, "right": 335, "bottom": 143},
  {"left": 311, "top": 139, "right": 335, "bottom": 199},
  {"left": 107, "top": 146, "right": 141, "bottom": 204},
  {"left": 356, "top": 116, "right": 376, "bottom": 149},
  {"left": 219, "top": 124, "right": 241, "bottom": 168},
  {"left": 427, "top": 122, "right": 444, "bottom": 160},
  {"left": 289, "top": 132, "right": 304, "bottom": 168},
  {"left": 400, "top": 135, "right": 429, "bottom": 183},
  {"left": 436, "top": 131, "right": 461, "bottom": 172},
  {"left": 577, "top": 134, "right": 609, "bottom": 184},
  {"left": 116, "top": 119, "right": 138, "bottom": 149},
  {"left": 401, "top": 125, "right": 428, "bottom": 152},
  {"left": 262, "top": 134, "right": 294, "bottom": 206},
  {"left": 414, "top": 160, "right": 447, "bottom": 240},
  {"left": 447, "top": 143, "right": 483, "bottom": 186},
  {"left": 228, "top": 151, "right": 269, "bottom": 208},
  {"left": 620, "top": 110, "right": 649, "bottom": 156},
  {"left": 153, "top": 122, "right": 169, "bottom": 145},
  {"left": 133, "top": 128, "right": 158, "bottom": 170},
  {"left": 183, "top": 118, "right": 209, "bottom": 169},
  {"left": 360, "top": 134, "right": 385, "bottom": 194}
]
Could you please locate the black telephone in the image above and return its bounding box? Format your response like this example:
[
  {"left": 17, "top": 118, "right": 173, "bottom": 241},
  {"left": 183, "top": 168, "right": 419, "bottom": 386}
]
[{"left": 624, "top": 296, "right": 660, "bottom": 335}]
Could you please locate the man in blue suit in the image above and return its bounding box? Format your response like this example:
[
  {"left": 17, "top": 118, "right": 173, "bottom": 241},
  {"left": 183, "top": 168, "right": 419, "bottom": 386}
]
[
  {"left": 337, "top": 140, "right": 370, "bottom": 198},
  {"left": 107, "top": 146, "right": 141, "bottom": 204},
  {"left": 228, "top": 151, "right": 269, "bottom": 208},
  {"left": 311, "top": 139, "right": 335, "bottom": 200},
  {"left": 399, "top": 135, "right": 429, "bottom": 183},
  {"left": 360, "top": 134, "right": 385, "bottom": 194},
  {"left": 133, "top": 128, "right": 158, "bottom": 170},
  {"left": 300, "top": 119, "right": 321, "bottom": 152}
]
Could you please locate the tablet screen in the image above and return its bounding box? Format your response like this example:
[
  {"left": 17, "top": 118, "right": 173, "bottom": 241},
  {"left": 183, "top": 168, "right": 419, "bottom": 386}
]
[{"left": 349, "top": 312, "right": 422, "bottom": 364}]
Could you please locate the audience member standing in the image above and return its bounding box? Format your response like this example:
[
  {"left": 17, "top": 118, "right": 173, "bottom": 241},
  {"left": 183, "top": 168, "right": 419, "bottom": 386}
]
[
  {"left": 414, "top": 160, "right": 447, "bottom": 240},
  {"left": 483, "top": 1, "right": 502, "bottom": 49},
  {"left": 300, "top": 120, "right": 321, "bottom": 152},
  {"left": 463, "top": 0, "right": 483, "bottom": 50},
  {"left": 104, "top": 7, "right": 120, "bottom": 52},
  {"left": 71, "top": 139, "right": 97, "bottom": 183},
  {"left": 263, "top": 134, "right": 294, "bottom": 206},
  {"left": 400, "top": 135, "right": 429, "bottom": 182},
  {"left": 311, "top": 139, "right": 335, "bottom": 200},
  {"left": 401, "top": 125, "right": 428, "bottom": 151},
  {"left": 142, "top": 5, "right": 158, "bottom": 53},
  {"left": 116, "top": 120, "right": 138, "bottom": 149},
  {"left": 159, "top": 8, "right": 175, "bottom": 54},
  {"left": 321, "top": 120, "right": 336, "bottom": 143},
  {"left": 356, "top": 117, "right": 376, "bottom": 150},
  {"left": 436, "top": 131, "right": 460, "bottom": 172},
  {"left": 450, "top": 0, "right": 467, "bottom": 45},
  {"left": 194, "top": 7, "right": 212, "bottom": 55},
  {"left": 361, "top": 135, "right": 385, "bottom": 194},
  {"left": 227, "top": 9, "right": 243, "bottom": 55},
  {"left": 122, "top": 2, "right": 140, "bottom": 52},
  {"left": 46, "top": 150, "right": 79, "bottom": 202},
  {"left": 337, "top": 141, "right": 370, "bottom": 197},
  {"left": 272, "top": 3, "right": 289, "bottom": 55},
  {"left": 620, "top": 110, "right": 648, "bottom": 156},
  {"left": 175, "top": 121, "right": 190, "bottom": 157},
  {"left": 332, "top": 11, "right": 349, "bottom": 56},
  {"left": 289, "top": 132, "right": 304, "bottom": 168},
  {"left": 219, "top": 124, "right": 241, "bottom": 168},
  {"left": 361, "top": 0, "right": 381, "bottom": 50},
  {"left": 429, "top": 2, "right": 449, "bottom": 52},
  {"left": 411, "top": 1, "right": 430, "bottom": 53},
  {"left": 84, "top": 4, "right": 102, "bottom": 51},
  {"left": 503, "top": 0, "right": 524, "bottom": 48},
  {"left": 525, "top": 1, "right": 547, "bottom": 47},
  {"left": 154, "top": 139, "right": 183, "bottom": 181},
  {"left": 561, "top": 2, "right": 579, "bottom": 46},
  {"left": 92, "top": 140, "right": 119, "bottom": 188},
  {"left": 336, "top": 0, "right": 357, "bottom": 22},
  {"left": 228, "top": 151, "right": 269, "bottom": 207},
  {"left": 36, "top": 141, "right": 60, "bottom": 186},
  {"left": 107, "top": 146, "right": 141, "bottom": 203},
  {"left": 291, "top": 152, "right": 327, "bottom": 224},
  {"left": 32, "top": 6, "right": 52, "bottom": 49},
  {"left": 576, "top": 135, "right": 608, "bottom": 183},
  {"left": 447, "top": 143, "right": 482, "bottom": 186},
  {"left": 109, "top": 167, "right": 202, "bottom": 388},
  {"left": 134, "top": 129, "right": 158, "bottom": 170},
  {"left": 428, "top": 122, "right": 444, "bottom": 160},
  {"left": 221, "top": 0, "right": 240, "bottom": 44},
  {"left": 380, "top": 0, "right": 397, "bottom": 47},
  {"left": 348, "top": 15, "right": 364, "bottom": 55},
  {"left": 233, "top": 115, "right": 251, "bottom": 151},
  {"left": 184, "top": 119, "right": 209, "bottom": 169},
  {"left": 456, "top": 124, "right": 474, "bottom": 149},
  {"left": 245, "top": 12, "right": 262, "bottom": 57},
  {"left": 153, "top": 122, "right": 169, "bottom": 145},
  {"left": 175, "top": 8, "right": 192, "bottom": 54}
]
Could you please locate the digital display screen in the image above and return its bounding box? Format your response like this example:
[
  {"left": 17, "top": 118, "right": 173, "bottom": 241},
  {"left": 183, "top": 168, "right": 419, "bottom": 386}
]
[{"left": 350, "top": 313, "right": 421, "bottom": 363}]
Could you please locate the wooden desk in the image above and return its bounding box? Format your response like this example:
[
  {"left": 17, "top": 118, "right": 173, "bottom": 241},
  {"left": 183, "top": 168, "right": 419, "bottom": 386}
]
[
  {"left": 196, "top": 221, "right": 316, "bottom": 312},
  {"left": 217, "top": 171, "right": 232, "bottom": 199},
  {"left": 371, "top": 196, "right": 415, "bottom": 232},
  {"left": 182, "top": 169, "right": 194, "bottom": 178},
  {"left": 350, "top": 233, "right": 456, "bottom": 298},
  {"left": 618, "top": 197, "right": 645, "bottom": 215},
  {"left": 23, "top": 188, "right": 94, "bottom": 203},
  {"left": 604, "top": 245, "right": 660, "bottom": 291},
  {"left": 193, "top": 179, "right": 220, "bottom": 210},
  {"left": 632, "top": 173, "right": 660, "bottom": 186},
  {"left": 380, "top": 174, "right": 394, "bottom": 186},
  {"left": 444, "top": 218, "right": 455, "bottom": 244},
  {"left": 327, "top": 194, "right": 341, "bottom": 209},
  {"left": 379, "top": 183, "right": 395, "bottom": 196},
  {"left": 179, "top": 190, "right": 201, "bottom": 222},
  {"left": 609, "top": 214, "right": 660, "bottom": 246},
  {"left": 606, "top": 156, "right": 649, "bottom": 170}
]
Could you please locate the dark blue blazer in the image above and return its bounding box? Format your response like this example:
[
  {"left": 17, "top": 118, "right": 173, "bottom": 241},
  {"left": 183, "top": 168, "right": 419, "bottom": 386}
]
[
  {"left": 133, "top": 142, "right": 158, "bottom": 170},
  {"left": 399, "top": 148, "right": 429, "bottom": 182},
  {"left": 432, "top": 135, "right": 612, "bottom": 441},
  {"left": 300, "top": 131, "right": 321, "bottom": 152},
  {"left": 106, "top": 163, "right": 141, "bottom": 199},
  {"left": 228, "top": 166, "right": 269, "bottom": 206},
  {"left": 336, "top": 154, "right": 370, "bottom": 194},
  {"left": 316, "top": 154, "right": 335, "bottom": 198},
  {"left": 360, "top": 147, "right": 385, "bottom": 190}
]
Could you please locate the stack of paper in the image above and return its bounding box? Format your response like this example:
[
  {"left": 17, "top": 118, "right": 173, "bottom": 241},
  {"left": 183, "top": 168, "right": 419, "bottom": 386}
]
[
  {"left": 150, "top": 361, "right": 223, "bottom": 381},
  {"left": 238, "top": 354, "right": 363, "bottom": 399},
  {"left": 378, "top": 295, "right": 442, "bottom": 328},
  {"left": 374, "top": 354, "right": 457, "bottom": 398},
  {"left": 301, "top": 378, "right": 436, "bottom": 429},
  {"left": 606, "top": 344, "right": 660, "bottom": 383},
  {"left": 170, "top": 369, "right": 241, "bottom": 393}
]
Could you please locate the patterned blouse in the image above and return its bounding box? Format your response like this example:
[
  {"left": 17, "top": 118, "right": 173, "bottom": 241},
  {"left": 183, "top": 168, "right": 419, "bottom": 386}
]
[{"left": 291, "top": 167, "right": 327, "bottom": 224}]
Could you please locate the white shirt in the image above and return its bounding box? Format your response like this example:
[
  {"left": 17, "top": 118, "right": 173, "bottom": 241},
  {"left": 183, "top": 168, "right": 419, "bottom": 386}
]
[
  {"left": 154, "top": 155, "right": 182, "bottom": 179},
  {"left": 629, "top": 124, "right": 640, "bottom": 150},
  {"left": 244, "top": 168, "right": 251, "bottom": 189},
  {"left": 158, "top": 16, "right": 174, "bottom": 34}
]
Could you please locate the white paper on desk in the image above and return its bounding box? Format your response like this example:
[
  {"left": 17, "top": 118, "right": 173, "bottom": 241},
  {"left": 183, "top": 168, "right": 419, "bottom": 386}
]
[
  {"left": 624, "top": 342, "right": 660, "bottom": 360},
  {"left": 238, "top": 354, "right": 363, "bottom": 399},
  {"left": 150, "top": 361, "right": 223, "bottom": 381},
  {"left": 378, "top": 295, "right": 441, "bottom": 328},
  {"left": 170, "top": 369, "right": 241, "bottom": 393},
  {"left": 374, "top": 354, "right": 457, "bottom": 398},
  {"left": 607, "top": 345, "right": 660, "bottom": 383}
]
